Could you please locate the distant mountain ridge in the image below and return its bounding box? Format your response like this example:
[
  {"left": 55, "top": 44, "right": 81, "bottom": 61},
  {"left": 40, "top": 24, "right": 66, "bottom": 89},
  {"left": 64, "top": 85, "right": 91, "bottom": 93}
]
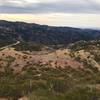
[{"left": 0, "top": 20, "right": 100, "bottom": 45}]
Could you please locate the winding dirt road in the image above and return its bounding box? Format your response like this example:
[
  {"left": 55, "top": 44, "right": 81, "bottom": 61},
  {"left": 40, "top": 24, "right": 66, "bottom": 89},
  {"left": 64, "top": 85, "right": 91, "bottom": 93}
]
[{"left": 0, "top": 41, "right": 20, "bottom": 50}]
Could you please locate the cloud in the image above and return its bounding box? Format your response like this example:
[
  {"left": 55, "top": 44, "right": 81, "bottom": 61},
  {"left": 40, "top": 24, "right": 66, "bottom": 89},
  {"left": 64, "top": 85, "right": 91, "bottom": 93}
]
[{"left": 0, "top": 0, "right": 100, "bottom": 14}]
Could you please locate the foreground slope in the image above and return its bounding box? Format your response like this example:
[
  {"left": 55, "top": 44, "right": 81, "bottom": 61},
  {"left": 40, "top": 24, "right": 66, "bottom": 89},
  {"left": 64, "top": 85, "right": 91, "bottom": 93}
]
[{"left": 0, "top": 40, "right": 100, "bottom": 100}]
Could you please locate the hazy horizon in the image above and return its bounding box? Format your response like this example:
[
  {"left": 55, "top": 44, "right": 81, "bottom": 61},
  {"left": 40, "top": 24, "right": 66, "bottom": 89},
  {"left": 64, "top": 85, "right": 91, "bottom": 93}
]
[{"left": 0, "top": 0, "right": 100, "bottom": 28}]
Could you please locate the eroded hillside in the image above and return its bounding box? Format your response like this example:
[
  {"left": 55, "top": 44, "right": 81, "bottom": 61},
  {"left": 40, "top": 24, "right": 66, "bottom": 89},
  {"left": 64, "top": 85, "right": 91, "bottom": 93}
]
[
  {"left": 0, "top": 40, "right": 100, "bottom": 100},
  {"left": 0, "top": 40, "right": 100, "bottom": 74}
]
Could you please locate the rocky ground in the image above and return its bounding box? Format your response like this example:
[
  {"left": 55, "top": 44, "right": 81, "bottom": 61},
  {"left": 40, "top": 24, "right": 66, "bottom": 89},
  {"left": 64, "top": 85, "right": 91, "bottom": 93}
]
[
  {"left": 0, "top": 40, "right": 100, "bottom": 74},
  {"left": 0, "top": 40, "right": 100, "bottom": 100}
]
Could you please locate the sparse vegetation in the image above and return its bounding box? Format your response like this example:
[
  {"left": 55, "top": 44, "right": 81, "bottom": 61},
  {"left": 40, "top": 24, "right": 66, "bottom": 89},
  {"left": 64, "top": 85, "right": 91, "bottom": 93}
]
[
  {"left": 12, "top": 42, "right": 44, "bottom": 51},
  {"left": 0, "top": 61, "right": 100, "bottom": 100},
  {"left": 0, "top": 40, "right": 100, "bottom": 99}
]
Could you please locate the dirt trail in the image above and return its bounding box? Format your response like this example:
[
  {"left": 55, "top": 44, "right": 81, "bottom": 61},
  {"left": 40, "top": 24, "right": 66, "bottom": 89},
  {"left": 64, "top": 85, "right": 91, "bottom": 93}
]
[{"left": 0, "top": 41, "right": 20, "bottom": 50}]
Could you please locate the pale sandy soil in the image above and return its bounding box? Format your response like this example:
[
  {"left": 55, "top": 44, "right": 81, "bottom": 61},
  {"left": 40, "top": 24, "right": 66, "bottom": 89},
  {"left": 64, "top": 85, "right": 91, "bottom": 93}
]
[{"left": 0, "top": 48, "right": 84, "bottom": 73}]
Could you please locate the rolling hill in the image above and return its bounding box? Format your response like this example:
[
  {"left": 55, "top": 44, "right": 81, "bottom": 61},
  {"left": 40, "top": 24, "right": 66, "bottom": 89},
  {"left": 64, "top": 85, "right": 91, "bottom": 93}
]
[
  {"left": 0, "top": 20, "right": 100, "bottom": 45},
  {"left": 0, "top": 20, "right": 100, "bottom": 100}
]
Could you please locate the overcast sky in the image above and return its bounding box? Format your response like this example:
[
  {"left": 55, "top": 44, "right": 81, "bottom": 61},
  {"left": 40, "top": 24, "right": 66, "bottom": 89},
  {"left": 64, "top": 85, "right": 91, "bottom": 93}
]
[{"left": 0, "top": 0, "right": 100, "bottom": 28}]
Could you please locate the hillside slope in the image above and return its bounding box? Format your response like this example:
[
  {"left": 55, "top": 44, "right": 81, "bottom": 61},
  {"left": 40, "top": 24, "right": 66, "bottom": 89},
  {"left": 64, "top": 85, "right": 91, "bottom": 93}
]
[
  {"left": 0, "top": 20, "right": 100, "bottom": 45},
  {"left": 0, "top": 40, "right": 100, "bottom": 100}
]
